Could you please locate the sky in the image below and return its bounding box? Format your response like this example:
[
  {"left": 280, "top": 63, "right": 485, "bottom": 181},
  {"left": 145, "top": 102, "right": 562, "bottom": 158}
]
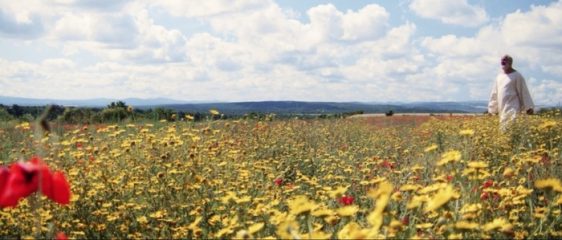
[{"left": 1, "top": 0, "right": 561, "bottom": 104}]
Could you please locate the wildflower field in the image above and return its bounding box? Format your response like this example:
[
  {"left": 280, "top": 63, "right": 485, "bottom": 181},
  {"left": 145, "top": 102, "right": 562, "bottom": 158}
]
[{"left": 1, "top": 112, "right": 561, "bottom": 239}]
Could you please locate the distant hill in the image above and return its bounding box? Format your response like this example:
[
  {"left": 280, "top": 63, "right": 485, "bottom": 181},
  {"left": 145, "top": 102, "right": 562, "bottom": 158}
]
[
  {"left": 158, "top": 101, "right": 489, "bottom": 114},
  {"left": 0, "top": 96, "right": 188, "bottom": 107},
  {"left": 0, "top": 95, "right": 491, "bottom": 114}
]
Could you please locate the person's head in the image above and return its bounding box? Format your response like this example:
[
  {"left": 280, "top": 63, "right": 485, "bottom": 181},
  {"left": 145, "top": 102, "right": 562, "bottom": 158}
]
[{"left": 501, "top": 55, "right": 513, "bottom": 73}]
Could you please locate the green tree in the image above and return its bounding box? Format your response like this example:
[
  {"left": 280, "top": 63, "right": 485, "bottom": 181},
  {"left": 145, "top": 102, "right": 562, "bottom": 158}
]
[{"left": 0, "top": 108, "right": 13, "bottom": 121}]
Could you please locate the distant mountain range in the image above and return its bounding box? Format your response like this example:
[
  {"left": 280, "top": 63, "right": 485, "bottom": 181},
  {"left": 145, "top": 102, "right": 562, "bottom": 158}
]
[
  {"left": 158, "top": 101, "right": 489, "bottom": 114},
  {"left": 0, "top": 95, "right": 493, "bottom": 114},
  {"left": 0, "top": 95, "right": 191, "bottom": 107}
]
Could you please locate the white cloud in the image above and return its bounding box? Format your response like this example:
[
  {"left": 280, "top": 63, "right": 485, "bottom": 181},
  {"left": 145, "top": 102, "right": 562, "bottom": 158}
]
[
  {"left": 1, "top": 1, "right": 562, "bottom": 105},
  {"left": 341, "top": 4, "right": 389, "bottom": 41},
  {"left": 151, "top": 0, "right": 270, "bottom": 18},
  {"left": 0, "top": 8, "right": 44, "bottom": 38},
  {"left": 530, "top": 78, "right": 562, "bottom": 106},
  {"left": 409, "top": 0, "right": 488, "bottom": 27},
  {"left": 52, "top": 12, "right": 138, "bottom": 48}
]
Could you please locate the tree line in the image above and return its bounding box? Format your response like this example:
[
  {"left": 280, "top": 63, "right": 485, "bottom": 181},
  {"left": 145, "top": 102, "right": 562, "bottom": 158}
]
[
  {"left": 0, "top": 101, "right": 352, "bottom": 123},
  {"left": 0, "top": 101, "right": 221, "bottom": 123}
]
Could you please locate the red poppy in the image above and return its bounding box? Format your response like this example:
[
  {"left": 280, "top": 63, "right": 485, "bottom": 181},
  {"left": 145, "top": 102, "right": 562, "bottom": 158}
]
[
  {"left": 274, "top": 178, "right": 283, "bottom": 186},
  {"left": 480, "top": 191, "right": 500, "bottom": 201},
  {"left": 0, "top": 167, "right": 10, "bottom": 199},
  {"left": 56, "top": 232, "right": 68, "bottom": 240},
  {"left": 0, "top": 156, "right": 71, "bottom": 208},
  {"left": 0, "top": 162, "right": 41, "bottom": 207},
  {"left": 338, "top": 195, "right": 354, "bottom": 206},
  {"left": 380, "top": 160, "right": 395, "bottom": 169},
  {"left": 480, "top": 192, "right": 489, "bottom": 201},
  {"left": 482, "top": 179, "right": 493, "bottom": 189},
  {"left": 541, "top": 153, "right": 550, "bottom": 165},
  {"left": 42, "top": 171, "right": 71, "bottom": 205}
]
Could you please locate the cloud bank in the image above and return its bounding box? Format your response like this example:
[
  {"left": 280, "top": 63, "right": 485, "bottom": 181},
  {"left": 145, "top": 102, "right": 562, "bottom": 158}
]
[{"left": 0, "top": 0, "right": 561, "bottom": 105}]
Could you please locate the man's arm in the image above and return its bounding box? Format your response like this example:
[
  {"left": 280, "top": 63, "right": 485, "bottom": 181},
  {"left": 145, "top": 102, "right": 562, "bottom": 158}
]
[
  {"left": 488, "top": 78, "right": 499, "bottom": 114},
  {"left": 516, "top": 74, "right": 534, "bottom": 114}
]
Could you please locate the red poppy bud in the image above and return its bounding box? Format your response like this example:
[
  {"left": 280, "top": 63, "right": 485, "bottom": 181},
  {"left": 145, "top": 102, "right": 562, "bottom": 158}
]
[{"left": 401, "top": 215, "right": 410, "bottom": 225}]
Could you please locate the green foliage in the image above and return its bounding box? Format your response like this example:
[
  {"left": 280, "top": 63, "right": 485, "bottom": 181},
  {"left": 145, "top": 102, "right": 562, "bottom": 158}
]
[
  {"left": 100, "top": 108, "right": 129, "bottom": 122},
  {"left": 60, "top": 107, "right": 99, "bottom": 124},
  {"left": 107, "top": 101, "right": 127, "bottom": 109},
  {"left": 0, "top": 107, "right": 13, "bottom": 121}
]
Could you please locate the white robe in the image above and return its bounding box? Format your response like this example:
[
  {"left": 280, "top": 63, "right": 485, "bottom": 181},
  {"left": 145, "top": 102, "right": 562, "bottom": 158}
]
[{"left": 488, "top": 71, "right": 534, "bottom": 128}]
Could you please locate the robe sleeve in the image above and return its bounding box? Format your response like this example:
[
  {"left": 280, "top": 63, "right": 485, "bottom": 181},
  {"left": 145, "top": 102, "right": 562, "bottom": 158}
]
[
  {"left": 516, "top": 73, "right": 534, "bottom": 112},
  {"left": 488, "top": 78, "right": 498, "bottom": 114}
]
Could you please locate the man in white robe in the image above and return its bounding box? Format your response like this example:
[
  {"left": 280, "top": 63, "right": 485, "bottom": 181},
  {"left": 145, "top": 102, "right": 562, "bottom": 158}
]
[{"left": 488, "top": 55, "right": 534, "bottom": 129}]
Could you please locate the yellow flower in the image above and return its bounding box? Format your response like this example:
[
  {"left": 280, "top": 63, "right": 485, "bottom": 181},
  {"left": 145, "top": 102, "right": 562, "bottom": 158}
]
[
  {"left": 415, "top": 223, "right": 433, "bottom": 229},
  {"left": 287, "top": 195, "right": 318, "bottom": 215},
  {"left": 338, "top": 222, "right": 371, "bottom": 239},
  {"left": 448, "top": 233, "right": 463, "bottom": 239},
  {"left": 248, "top": 222, "right": 264, "bottom": 234},
  {"left": 467, "top": 161, "right": 488, "bottom": 169},
  {"left": 534, "top": 178, "right": 562, "bottom": 192},
  {"left": 399, "top": 184, "right": 421, "bottom": 192},
  {"left": 538, "top": 120, "right": 556, "bottom": 130},
  {"left": 556, "top": 195, "right": 562, "bottom": 205},
  {"left": 15, "top": 122, "right": 31, "bottom": 130},
  {"left": 324, "top": 215, "right": 339, "bottom": 225},
  {"left": 235, "top": 195, "right": 252, "bottom": 204},
  {"left": 419, "top": 183, "right": 448, "bottom": 194},
  {"left": 277, "top": 220, "right": 300, "bottom": 239},
  {"left": 327, "top": 186, "right": 349, "bottom": 198},
  {"left": 337, "top": 205, "right": 359, "bottom": 217},
  {"left": 460, "top": 203, "right": 482, "bottom": 214},
  {"left": 391, "top": 191, "right": 403, "bottom": 201},
  {"left": 437, "top": 150, "right": 462, "bottom": 166},
  {"left": 425, "top": 185, "right": 459, "bottom": 213},
  {"left": 407, "top": 194, "right": 429, "bottom": 209},
  {"left": 309, "top": 231, "right": 332, "bottom": 239},
  {"left": 483, "top": 218, "right": 512, "bottom": 232},
  {"left": 389, "top": 220, "right": 403, "bottom": 229},
  {"left": 312, "top": 208, "right": 336, "bottom": 217},
  {"left": 367, "top": 181, "right": 393, "bottom": 234},
  {"left": 424, "top": 144, "right": 438, "bottom": 152},
  {"left": 459, "top": 129, "right": 474, "bottom": 136},
  {"left": 149, "top": 210, "right": 166, "bottom": 219},
  {"left": 209, "top": 109, "right": 220, "bottom": 115},
  {"left": 453, "top": 221, "right": 479, "bottom": 231},
  {"left": 136, "top": 216, "right": 148, "bottom": 224},
  {"left": 503, "top": 167, "right": 514, "bottom": 177}
]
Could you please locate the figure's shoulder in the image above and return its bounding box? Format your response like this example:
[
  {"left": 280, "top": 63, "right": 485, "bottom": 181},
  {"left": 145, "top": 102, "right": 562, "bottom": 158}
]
[
  {"left": 510, "top": 71, "right": 525, "bottom": 80},
  {"left": 505, "top": 71, "right": 523, "bottom": 79}
]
